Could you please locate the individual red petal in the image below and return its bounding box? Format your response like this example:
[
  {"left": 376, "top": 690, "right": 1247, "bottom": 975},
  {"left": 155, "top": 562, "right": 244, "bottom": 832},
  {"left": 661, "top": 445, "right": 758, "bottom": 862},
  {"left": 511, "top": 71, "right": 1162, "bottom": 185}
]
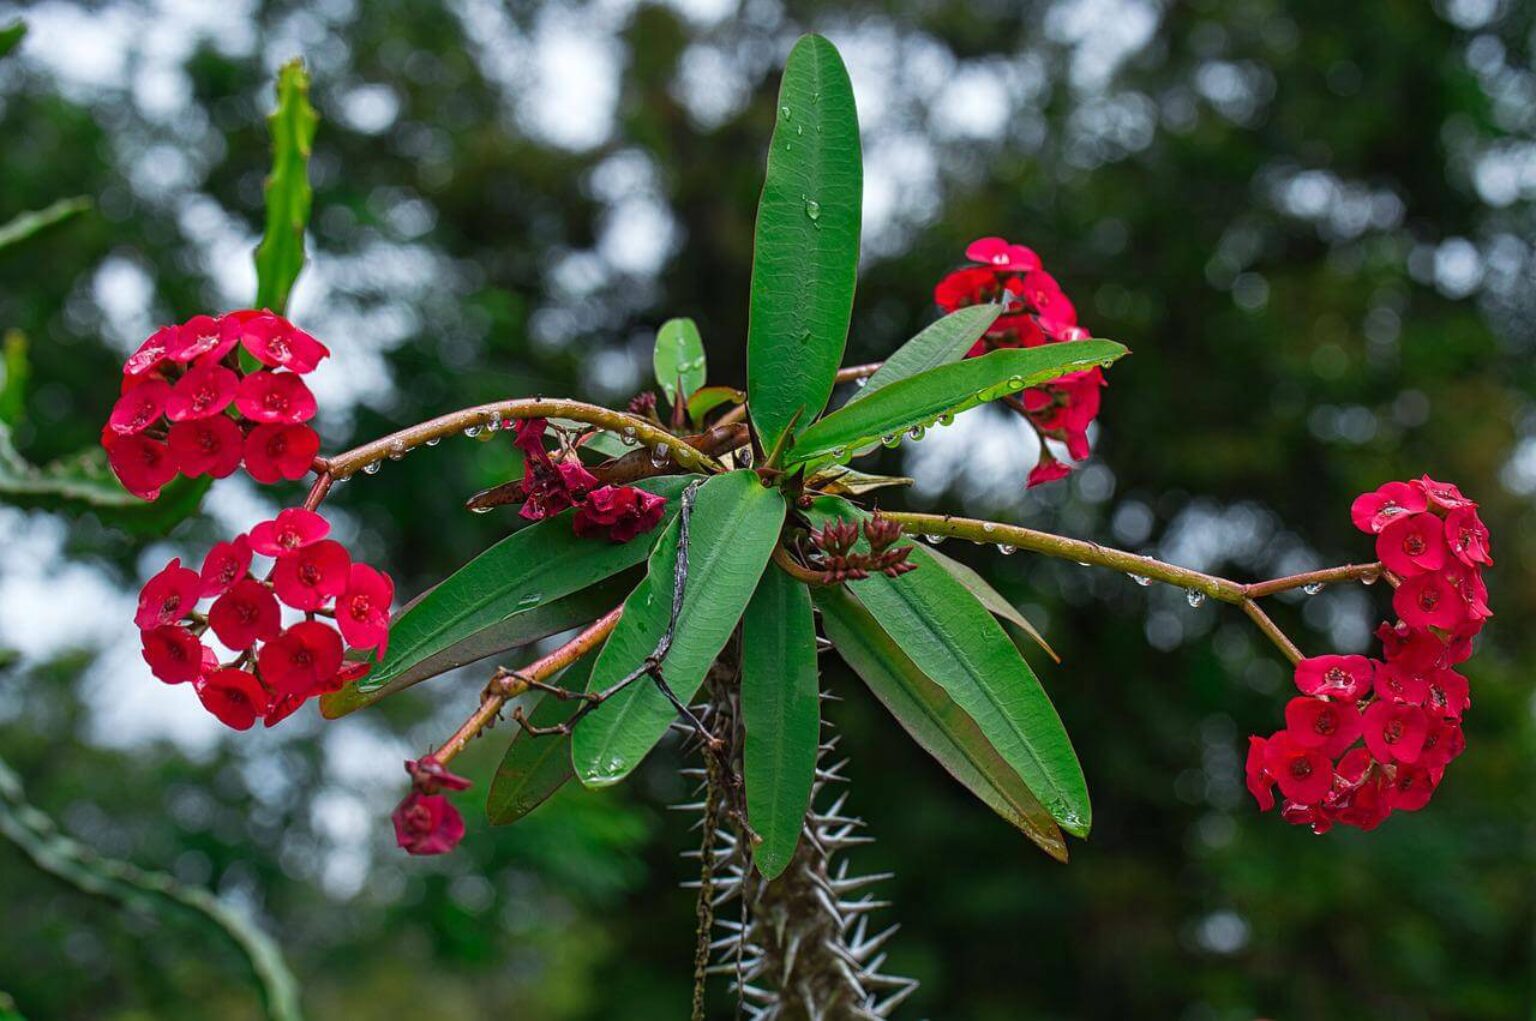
[
  {"left": 934, "top": 266, "right": 1001, "bottom": 312},
  {"left": 123, "top": 326, "right": 176, "bottom": 381},
  {"left": 337, "top": 562, "right": 394, "bottom": 656},
  {"left": 1026, "top": 453, "right": 1072, "bottom": 488},
  {"left": 167, "top": 416, "right": 244, "bottom": 478},
  {"left": 1393, "top": 572, "right": 1466, "bottom": 631},
  {"left": 248, "top": 508, "right": 330, "bottom": 556},
  {"left": 108, "top": 378, "right": 172, "bottom": 435},
  {"left": 964, "top": 236, "right": 1042, "bottom": 272},
  {"left": 1362, "top": 701, "right": 1429, "bottom": 765},
  {"left": 1373, "top": 662, "right": 1429, "bottom": 706},
  {"left": 1440, "top": 560, "right": 1492, "bottom": 625},
  {"left": 391, "top": 791, "right": 465, "bottom": 855},
  {"left": 243, "top": 423, "right": 320, "bottom": 484},
  {"left": 1262, "top": 731, "right": 1334, "bottom": 805},
  {"left": 1245, "top": 735, "right": 1275, "bottom": 811},
  {"left": 1021, "top": 269, "right": 1075, "bottom": 323},
  {"left": 165, "top": 363, "right": 240, "bottom": 422},
  {"left": 1419, "top": 475, "right": 1475, "bottom": 512},
  {"left": 141, "top": 625, "right": 206, "bottom": 684},
  {"left": 107, "top": 434, "right": 178, "bottom": 499},
  {"left": 165, "top": 314, "right": 236, "bottom": 362},
  {"left": 199, "top": 535, "right": 253, "bottom": 597},
  {"left": 208, "top": 578, "right": 282, "bottom": 650},
  {"left": 232, "top": 312, "right": 330, "bottom": 373},
  {"left": 194, "top": 668, "right": 272, "bottom": 731},
  {"left": 1443, "top": 506, "right": 1492, "bottom": 567},
  {"left": 257, "top": 620, "right": 344, "bottom": 698},
  {"left": 235, "top": 371, "right": 317, "bottom": 424},
  {"left": 1349, "top": 481, "right": 1427, "bottom": 534},
  {"left": 134, "top": 558, "right": 203, "bottom": 630},
  {"left": 1328, "top": 770, "right": 1393, "bottom": 831},
  {"left": 1418, "top": 717, "right": 1465, "bottom": 769},
  {"left": 1425, "top": 668, "right": 1470, "bottom": 720},
  {"left": 272, "top": 539, "right": 351, "bottom": 611},
  {"left": 1376, "top": 512, "right": 1447, "bottom": 577},
  {"left": 1283, "top": 696, "right": 1363, "bottom": 758},
  {"left": 1386, "top": 764, "right": 1439, "bottom": 812}
]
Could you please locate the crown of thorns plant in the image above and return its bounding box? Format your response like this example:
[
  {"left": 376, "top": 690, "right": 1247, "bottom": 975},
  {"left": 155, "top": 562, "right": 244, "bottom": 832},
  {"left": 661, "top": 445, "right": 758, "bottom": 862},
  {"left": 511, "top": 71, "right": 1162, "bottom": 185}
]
[{"left": 102, "top": 36, "right": 1491, "bottom": 1018}]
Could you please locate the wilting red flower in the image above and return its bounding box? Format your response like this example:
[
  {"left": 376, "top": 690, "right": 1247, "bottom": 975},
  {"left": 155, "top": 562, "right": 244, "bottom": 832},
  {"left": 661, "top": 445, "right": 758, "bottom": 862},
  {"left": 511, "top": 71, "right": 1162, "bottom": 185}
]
[
  {"left": 965, "top": 236, "right": 1042, "bottom": 272},
  {"left": 1394, "top": 572, "right": 1464, "bottom": 630},
  {"left": 165, "top": 314, "right": 236, "bottom": 363},
  {"left": 1293, "top": 654, "right": 1374, "bottom": 701},
  {"left": 107, "top": 433, "right": 178, "bottom": 499},
  {"left": 1376, "top": 512, "right": 1446, "bottom": 576},
  {"left": 108, "top": 379, "right": 171, "bottom": 435},
  {"left": 1362, "top": 700, "right": 1429, "bottom": 765},
  {"left": 135, "top": 558, "right": 202, "bottom": 630},
  {"left": 337, "top": 563, "right": 393, "bottom": 656},
  {"left": 167, "top": 416, "right": 244, "bottom": 478},
  {"left": 248, "top": 508, "right": 329, "bottom": 556},
  {"left": 1283, "top": 696, "right": 1363, "bottom": 758},
  {"left": 200, "top": 535, "right": 253, "bottom": 596},
  {"left": 235, "top": 371, "right": 317, "bottom": 424},
  {"left": 1261, "top": 732, "right": 1334, "bottom": 804},
  {"left": 208, "top": 578, "right": 282, "bottom": 650},
  {"left": 257, "top": 621, "right": 343, "bottom": 697},
  {"left": 141, "top": 624, "right": 206, "bottom": 684},
  {"left": 572, "top": 484, "right": 668, "bottom": 542},
  {"left": 243, "top": 423, "right": 320, "bottom": 484},
  {"left": 1350, "top": 480, "right": 1427, "bottom": 534},
  {"left": 272, "top": 539, "right": 350, "bottom": 610},
  {"left": 165, "top": 363, "right": 239, "bottom": 421},
  {"left": 405, "top": 755, "right": 472, "bottom": 793},
  {"left": 195, "top": 668, "right": 272, "bottom": 731},
  {"left": 392, "top": 791, "right": 465, "bottom": 856}
]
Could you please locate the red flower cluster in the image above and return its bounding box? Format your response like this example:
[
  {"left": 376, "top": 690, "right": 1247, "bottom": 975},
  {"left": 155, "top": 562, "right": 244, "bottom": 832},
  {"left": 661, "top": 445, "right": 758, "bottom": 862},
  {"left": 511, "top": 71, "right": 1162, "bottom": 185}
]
[
  {"left": 104, "top": 311, "right": 329, "bottom": 498},
  {"left": 137, "top": 508, "right": 393, "bottom": 729},
  {"left": 934, "top": 237, "right": 1104, "bottom": 487},
  {"left": 512, "top": 418, "right": 667, "bottom": 542},
  {"left": 1247, "top": 477, "right": 1491, "bottom": 832},
  {"left": 392, "top": 756, "right": 469, "bottom": 856}
]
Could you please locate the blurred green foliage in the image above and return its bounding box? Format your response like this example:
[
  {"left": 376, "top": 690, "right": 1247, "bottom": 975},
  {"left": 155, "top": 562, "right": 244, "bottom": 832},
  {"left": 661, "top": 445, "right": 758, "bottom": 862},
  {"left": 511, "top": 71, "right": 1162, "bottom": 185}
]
[{"left": 0, "top": 1, "right": 1531, "bottom": 1019}]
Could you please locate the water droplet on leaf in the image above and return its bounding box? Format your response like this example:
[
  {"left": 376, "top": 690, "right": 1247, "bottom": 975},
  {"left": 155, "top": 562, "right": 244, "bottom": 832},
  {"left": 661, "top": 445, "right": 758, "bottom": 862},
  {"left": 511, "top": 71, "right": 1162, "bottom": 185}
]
[{"left": 1185, "top": 589, "right": 1206, "bottom": 607}]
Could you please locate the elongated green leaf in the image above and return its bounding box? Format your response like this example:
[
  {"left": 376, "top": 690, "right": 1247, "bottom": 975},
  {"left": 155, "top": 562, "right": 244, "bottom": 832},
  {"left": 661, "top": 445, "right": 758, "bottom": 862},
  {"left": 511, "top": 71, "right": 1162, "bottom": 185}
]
[
  {"left": 486, "top": 655, "right": 596, "bottom": 824},
  {"left": 320, "top": 576, "right": 634, "bottom": 718},
  {"left": 687, "top": 386, "right": 743, "bottom": 425},
  {"left": 817, "top": 588, "right": 1067, "bottom": 860},
  {"left": 254, "top": 60, "right": 317, "bottom": 314},
  {"left": 740, "top": 565, "right": 820, "bottom": 879},
  {"left": 924, "top": 545, "right": 1059, "bottom": 664},
  {"left": 0, "top": 196, "right": 90, "bottom": 253},
  {"left": 573, "top": 472, "right": 786, "bottom": 787},
  {"left": 0, "top": 331, "right": 28, "bottom": 426},
  {"left": 359, "top": 476, "right": 693, "bottom": 695},
  {"left": 746, "top": 34, "right": 862, "bottom": 460},
  {"left": 808, "top": 497, "right": 1090, "bottom": 835},
  {"left": 0, "top": 21, "right": 25, "bottom": 59},
  {"left": 654, "top": 318, "right": 707, "bottom": 409},
  {"left": 786, "top": 340, "right": 1127, "bottom": 467},
  {"left": 845, "top": 304, "right": 1003, "bottom": 404}
]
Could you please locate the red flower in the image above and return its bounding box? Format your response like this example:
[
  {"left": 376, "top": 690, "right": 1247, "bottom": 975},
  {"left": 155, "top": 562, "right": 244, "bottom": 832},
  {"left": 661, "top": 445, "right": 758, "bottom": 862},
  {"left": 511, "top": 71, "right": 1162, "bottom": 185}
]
[
  {"left": 141, "top": 624, "right": 206, "bottom": 684},
  {"left": 108, "top": 379, "right": 171, "bottom": 435},
  {"left": 965, "top": 236, "right": 1042, "bottom": 272},
  {"left": 235, "top": 371, "right": 317, "bottom": 424},
  {"left": 1261, "top": 732, "right": 1334, "bottom": 805},
  {"left": 165, "top": 363, "right": 239, "bottom": 421},
  {"left": 934, "top": 266, "right": 1004, "bottom": 312},
  {"left": 208, "top": 578, "right": 282, "bottom": 650},
  {"left": 195, "top": 668, "right": 272, "bottom": 731},
  {"left": 1245, "top": 735, "right": 1275, "bottom": 811},
  {"left": 1283, "top": 696, "right": 1362, "bottom": 758},
  {"left": 1425, "top": 668, "right": 1470, "bottom": 720},
  {"left": 1020, "top": 269, "right": 1075, "bottom": 324},
  {"left": 1349, "top": 480, "right": 1427, "bottom": 534},
  {"left": 1375, "top": 512, "right": 1446, "bottom": 576},
  {"left": 1362, "top": 700, "right": 1429, "bottom": 765},
  {"left": 248, "top": 508, "right": 329, "bottom": 556},
  {"left": 199, "top": 535, "right": 253, "bottom": 597},
  {"left": 1418, "top": 717, "right": 1465, "bottom": 769},
  {"left": 243, "top": 423, "right": 320, "bottom": 483},
  {"left": 1386, "top": 765, "right": 1439, "bottom": 812},
  {"left": 572, "top": 484, "right": 668, "bottom": 542},
  {"left": 1376, "top": 622, "right": 1447, "bottom": 674},
  {"left": 272, "top": 539, "right": 350, "bottom": 611},
  {"left": 135, "top": 558, "right": 202, "bottom": 630},
  {"left": 1373, "top": 662, "right": 1429, "bottom": 705},
  {"left": 1026, "top": 452, "right": 1072, "bottom": 488},
  {"left": 1443, "top": 506, "right": 1492, "bottom": 567},
  {"left": 257, "top": 621, "right": 343, "bottom": 697},
  {"left": 1440, "top": 561, "right": 1492, "bottom": 626},
  {"left": 1419, "top": 475, "right": 1474, "bottom": 512},
  {"left": 1293, "top": 654, "right": 1374, "bottom": 701},
  {"left": 392, "top": 791, "right": 465, "bottom": 855},
  {"left": 1393, "top": 572, "right": 1464, "bottom": 631},
  {"left": 123, "top": 326, "right": 175, "bottom": 382},
  {"left": 1328, "top": 769, "right": 1392, "bottom": 831},
  {"left": 167, "top": 416, "right": 244, "bottom": 478},
  {"left": 165, "top": 314, "right": 235, "bottom": 363},
  {"left": 230, "top": 312, "right": 329, "bottom": 373},
  {"left": 337, "top": 563, "right": 393, "bottom": 656},
  {"left": 107, "top": 433, "right": 178, "bottom": 499}
]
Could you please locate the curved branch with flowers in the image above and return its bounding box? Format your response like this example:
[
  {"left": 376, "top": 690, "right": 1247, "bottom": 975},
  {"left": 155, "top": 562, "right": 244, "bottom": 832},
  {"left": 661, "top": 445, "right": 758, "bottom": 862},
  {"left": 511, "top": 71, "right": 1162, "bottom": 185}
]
[{"left": 96, "top": 40, "right": 1493, "bottom": 1019}]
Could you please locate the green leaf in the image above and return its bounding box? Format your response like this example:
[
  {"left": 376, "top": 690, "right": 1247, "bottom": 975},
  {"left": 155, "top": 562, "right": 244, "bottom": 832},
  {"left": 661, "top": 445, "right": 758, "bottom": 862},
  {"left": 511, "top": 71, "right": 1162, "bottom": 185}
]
[
  {"left": 0, "top": 21, "right": 25, "bottom": 60},
  {"left": 253, "top": 59, "right": 317, "bottom": 315},
  {"left": 807, "top": 464, "right": 913, "bottom": 497},
  {"left": 740, "top": 565, "right": 820, "bottom": 880},
  {"left": 0, "top": 331, "right": 29, "bottom": 427},
  {"left": 357, "top": 475, "right": 694, "bottom": 695},
  {"left": 319, "top": 576, "right": 634, "bottom": 718},
  {"left": 573, "top": 471, "right": 786, "bottom": 787},
  {"left": 0, "top": 196, "right": 90, "bottom": 253},
  {"left": 687, "top": 386, "right": 744, "bottom": 425},
  {"left": 486, "top": 655, "right": 597, "bottom": 824},
  {"left": 816, "top": 587, "right": 1067, "bottom": 862},
  {"left": 845, "top": 304, "right": 1003, "bottom": 404},
  {"left": 785, "top": 340, "right": 1128, "bottom": 468},
  {"left": 923, "top": 545, "right": 1059, "bottom": 664},
  {"left": 653, "top": 318, "right": 707, "bottom": 409},
  {"left": 746, "top": 34, "right": 862, "bottom": 461},
  {"left": 808, "top": 497, "right": 1090, "bottom": 835}
]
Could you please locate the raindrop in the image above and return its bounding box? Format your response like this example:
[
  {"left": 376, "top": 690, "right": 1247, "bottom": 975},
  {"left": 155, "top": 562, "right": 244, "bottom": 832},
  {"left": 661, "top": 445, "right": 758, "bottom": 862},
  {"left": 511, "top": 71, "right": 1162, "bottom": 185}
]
[
  {"left": 650, "top": 443, "right": 670, "bottom": 469},
  {"left": 361, "top": 461, "right": 382, "bottom": 475},
  {"left": 855, "top": 377, "right": 868, "bottom": 388},
  {"left": 938, "top": 413, "right": 955, "bottom": 427},
  {"left": 620, "top": 427, "right": 638, "bottom": 446},
  {"left": 1302, "top": 582, "right": 1325, "bottom": 596},
  {"left": 830, "top": 446, "right": 847, "bottom": 462},
  {"left": 1130, "top": 574, "right": 1151, "bottom": 587},
  {"left": 804, "top": 198, "right": 821, "bottom": 221},
  {"left": 488, "top": 411, "right": 503, "bottom": 430},
  {"left": 469, "top": 505, "right": 492, "bottom": 515},
  {"left": 736, "top": 447, "right": 754, "bottom": 468},
  {"left": 463, "top": 425, "right": 483, "bottom": 438},
  {"left": 1361, "top": 569, "right": 1380, "bottom": 586},
  {"left": 926, "top": 533, "right": 946, "bottom": 545},
  {"left": 908, "top": 424, "right": 925, "bottom": 441},
  {"left": 1007, "top": 374, "right": 1025, "bottom": 390},
  {"left": 387, "top": 440, "right": 407, "bottom": 461},
  {"left": 516, "top": 592, "right": 543, "bottom": 609},
  {"left": 1185, "top": 589, "right": 1206, "bottom": 608},
  {"left": 425, "top": 437, "right": 441, "bottom": 447},
  {"left": 880, "top": 434, "right": 900, "bottom": 448},
  {"left": 795, "top": 124, "right": 803, "bottom": 136},
  {"left": 981, "top": 522, "right": 995, "bottom": 534},
  {"left": 996, "top": 543, "right": 1017, "bottom": 555},
  {"left": 780, "top": 105, "right": 792, "bottom": 120}
]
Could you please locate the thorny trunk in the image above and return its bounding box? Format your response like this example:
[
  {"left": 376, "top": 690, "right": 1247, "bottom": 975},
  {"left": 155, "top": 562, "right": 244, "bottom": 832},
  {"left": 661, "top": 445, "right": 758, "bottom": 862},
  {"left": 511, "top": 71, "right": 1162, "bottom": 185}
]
[{"left": 683, "top": 651, "right": 917, "bottom": 1020}]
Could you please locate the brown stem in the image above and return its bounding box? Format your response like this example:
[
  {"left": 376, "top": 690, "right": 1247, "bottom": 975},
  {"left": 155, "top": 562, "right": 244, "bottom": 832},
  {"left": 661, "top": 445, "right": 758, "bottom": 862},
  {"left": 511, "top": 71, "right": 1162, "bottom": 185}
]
[
  {"left": 1243, "top": 562, "right": 1382, "bottom": 599},
  {"left": 1242, "top": 599, "right": 1304, "bottom": 665}
]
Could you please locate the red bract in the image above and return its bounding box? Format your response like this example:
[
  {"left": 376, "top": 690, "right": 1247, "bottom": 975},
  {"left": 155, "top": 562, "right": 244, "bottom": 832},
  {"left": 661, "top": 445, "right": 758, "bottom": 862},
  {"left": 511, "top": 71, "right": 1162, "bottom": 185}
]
[
  {"left": 199, "top": 536, "right": 252, "bottom": 597},
  {"left": 244, "top": 423, "right": 320, "bottom": 484},
  {"left": 392, "top": 791, "right": 465, "bottom": 856},
  {"left": 208, "top": 578, "right": 281, "bottom": 650},
  {"left": 1261, "top": 732, "right": 1334, "bottom": 805},
  {"left": 1374, "top": 662, "right": 1429, "bottom": 706},
  {"left": 573, "top": 484, "right": 668, "bottom": 542},
  {"left": 1026, "top": 453, "right": 1072, "bottom": 488},
  {"left": 235, "top": 371, "right": 317, "bottom": 424},
  {"left": 337, "top": 563, "right": 393, "bottom": 656},
  {"left": 248, "top": 508, "right": 329, "bottom": 556},
  {"left": 106, "top": 433, "right": 178, "bottom": 499},
  {"left": 195, "top": 668, "right": 272, "bottom": 731},
  {"left": 272, "top": 539, "right": 350, "bottom": 611},
  {"left": 167, "top": 416, "right": 243, "bottom": 478},
  {"left": 165, "top": 363, "right": 239, "bottom": 421},
  {"left": 1362, "top": 701, "right": 1428, "bottom": 765},
  {"left": 165, "top": 314, "right": 234, "bottom": 362},
  {"left": 135, "top": 558, "right": 201, "bottom": 630},
  {"left": 108, "top": 379, "right": 171, "bottom": 435},
  {"left": 123, "top": 326, "right": 174, "bottom": 382},
  {"left": 964, "top": 236, "right": 1041, "bottom": 272},
  {"left": 1283, "top": 696, "right": 1362, "bottom": 758},
  {"left": 1293, "top": 654, "right": 1374, "bottom": 701},
  {"left": 257, "top": 621, "right": 343, "bottom": 698},
  {"left": 230, "top": 312, "right": 329, "bottom": 373},
  {"left": 1394, "top": 572, "right": 1464, "bottom": 630},
  {"left": 1376, "top": 512, "right": 1446, "bottom": 576},
  {"left": 1349, "top": 480, "right": 1426, "bottom": 534},
  {"left": 141, "top": 625, "right": 205, "bottom": 684},
  {"left": 1245, "top": 735, "right": 1276, "bottom": 811},
  {"left": 1444, "top": 506, "right": 1492, "bottom": 567}
]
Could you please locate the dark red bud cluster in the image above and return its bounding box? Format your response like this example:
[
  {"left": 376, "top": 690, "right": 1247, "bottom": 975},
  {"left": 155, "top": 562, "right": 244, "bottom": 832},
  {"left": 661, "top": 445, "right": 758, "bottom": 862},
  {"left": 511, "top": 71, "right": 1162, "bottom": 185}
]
[{"left": 808, "top": 513, "right": 917, "bottom": 583}]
